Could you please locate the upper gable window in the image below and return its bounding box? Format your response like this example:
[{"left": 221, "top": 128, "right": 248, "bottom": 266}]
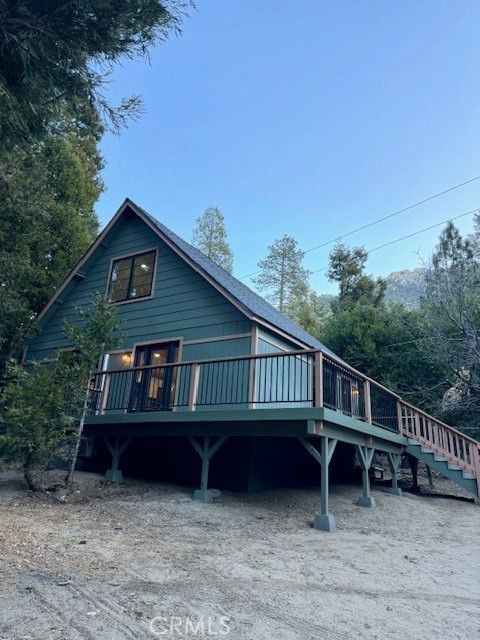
[{"left": 108, "top": 250, "right": 156, "bottom": 303}]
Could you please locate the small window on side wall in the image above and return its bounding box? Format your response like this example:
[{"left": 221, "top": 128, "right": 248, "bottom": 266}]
[{"left": 108, "top": 250, "right": 156, "bottom": 303}]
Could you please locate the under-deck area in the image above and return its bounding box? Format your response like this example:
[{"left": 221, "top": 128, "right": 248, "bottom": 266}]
[{"left": 81, "top": 347, "right": 480, "bottom": 531}]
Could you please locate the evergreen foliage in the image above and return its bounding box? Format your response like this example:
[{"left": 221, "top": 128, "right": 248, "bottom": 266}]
[
  {"left": 192, "top": 206, "right": 234, "bottom": 273},
  {"left": 321, "top": 242, "right": 438, "bottom": 408},
  {"left": 254, "top": 235, "right": 310, "bottom": 312},
  {"left": 419, "top": 221, "right": 480, "bottom": 436},
  {"left": 284, "top": 284, "right": 329, "bottom": 339},
  {"left": 0, "top": 0, "right": 191, "bottom": 144},
  {"left": 328, "top": 243, "right": 386, "bottom": 309},
  {"left": 0, "top": 295, "right": 119, "bottom": 491},
  {"left": 0, "top": 130, "right": 103, "bottom": 382},
  {"left": 0, "top": 360, "right": 75, "bottom": 491}
]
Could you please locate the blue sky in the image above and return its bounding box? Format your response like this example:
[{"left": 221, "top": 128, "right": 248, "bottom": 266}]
[{"left": 98, "top": 0, "right": 480, "bottom": 294}]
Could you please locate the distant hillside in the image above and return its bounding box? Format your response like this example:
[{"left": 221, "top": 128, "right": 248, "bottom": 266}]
[{"left": 384, "top": 268, "right": 426, "bottom": 309}]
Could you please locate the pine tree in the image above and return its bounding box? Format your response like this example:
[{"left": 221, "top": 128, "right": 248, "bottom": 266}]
[
  {"left": 419, "top": 222, "right": 480, "bottom": 436},
  {"left": 253, "top": 235, "right": 310, "bottom": 312},
  {"left": 64, "top": 295, "right": 120, "bottom": 489},
  {"left": 0, "top": 1, "right": 191, "bottom": 144},
  {"left": 0, "top": 295, "right": 119, "bottom": 491},
  {"left": 0, "top": 130, "right": 103, "bottom": 382},
  {"left": 192, "top": 206, "right": 234, "bottom": 273},
  {"left": 327, "top": 243, "right": 386, "bottom": 308},
  {"left": 321, "top": 241, "right": 437, "bottom": 401},
  {"left": 284, "top": 284, "right": 329, "bottom": 339}
]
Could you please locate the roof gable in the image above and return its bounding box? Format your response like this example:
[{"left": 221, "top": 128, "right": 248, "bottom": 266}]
[{"left": 37, "top": 198, "right": 338, "bottom": 360}]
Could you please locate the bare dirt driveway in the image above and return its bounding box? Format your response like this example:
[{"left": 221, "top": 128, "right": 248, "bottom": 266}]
[{"left": 0, "top": 471, "right": 479, "bottom": 640}]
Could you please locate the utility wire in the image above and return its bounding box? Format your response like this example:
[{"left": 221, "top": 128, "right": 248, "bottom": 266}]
[
  {"left": 382, "top": 337, "right": 464, "bottom": 348},
  {"left": 309, "top": 207, "right": 479, "bottom": 275},
  {"left": 240, "top": 175, "right": 480, "bottom": 280}
]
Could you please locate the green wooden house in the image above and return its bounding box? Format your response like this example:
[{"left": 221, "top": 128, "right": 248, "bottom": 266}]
[{"left": 26, "top": 199, "right": 480, "bottom": 531}]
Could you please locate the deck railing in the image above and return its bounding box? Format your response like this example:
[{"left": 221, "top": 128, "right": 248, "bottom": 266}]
[
  {"left": 397, "top": 399, "right": 480, "bottom": 484},
  {"left": 88, "top": 347, "right": 480, "bottom": 488},
  {"left": 88, "top": 347, "right": 401, "bottom": 430}
]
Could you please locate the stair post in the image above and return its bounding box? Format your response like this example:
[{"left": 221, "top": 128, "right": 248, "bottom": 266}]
[
  {"left": 472, "top": 443, "right": 480, "bottom": 504},
  {"left": 356, "top": 445, "right": 376, "bottom": 507}
]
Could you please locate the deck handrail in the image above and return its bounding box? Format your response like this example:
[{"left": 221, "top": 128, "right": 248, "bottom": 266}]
[
  {"left": 93, "top": 347, "right": 400, "bottom": 399},
  {"left": 398, "top": 398, "right": 480, "bottom": 446},
  {"left": 397, "top": 398, "right": 480, "bottom": 489},
  {"left": 93, "top": 347, "right": 317, "bottom": 375}
]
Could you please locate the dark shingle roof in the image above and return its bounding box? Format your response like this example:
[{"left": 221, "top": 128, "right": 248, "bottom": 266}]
[{"left": 132, "top": 201, "right": 339, "bottom": 360}]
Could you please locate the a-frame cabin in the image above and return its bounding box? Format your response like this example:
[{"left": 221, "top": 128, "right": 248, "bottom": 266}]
[{"left": 26, "top": 199, "right": 480, "bottom": 531}]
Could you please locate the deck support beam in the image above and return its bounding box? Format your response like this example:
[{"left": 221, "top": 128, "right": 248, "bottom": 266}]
[
  {"left": 356, "top": 445, "right": 376, "bottom": 507},
  {"left": 188, "top": 435, "right": 228, "bottom": 503},
  {"left": 386, "top": 452, "right": 403, "bottom": 496},
  {"left": 299, "top": 435, "right": 337, "bottom": 532},
  {"left": 104, "top": 437, "right": 131, "bottom": 483}
]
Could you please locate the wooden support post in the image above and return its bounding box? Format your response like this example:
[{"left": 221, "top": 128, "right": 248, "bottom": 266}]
[
  {"left": 248, "top": 325, "right": 258, "bottom": 408},
  {"left": 355, "top": 445, "right": 376, "bottom": 507},
  {"left": 99, "top": 372, "right": 111, "bottom": 415},
  {"left": 188, "top": 435, "right": 228, "bottom": 503},
  {"left": 472, "top": 444, "right": 480, "bottom": 502},
  {"left": 364, "top": 380, "right": 372, "bottom": 425},
  {"left": 314, "top": 351, "right": 324, "bottom": 407},
  {"left": 188, "top": 363, "right": 200, "bottom": 411},
  {"left": 200, "top": 436, "right": 210, "bottom": 493},
  {"left": 104, "top": 437, "right": 131, "bottom": 483},
  {"left": 298, "top": 436, "right": 337, "bottom": 532},
  {"left": 386, "top": 452, "right": 403, "bottom": 496},
  {"left": 396, "top": 400, "right": 404, "bottom": 434},
  {"left": 248, "top": 359, "right": 256, "bottom": 408}
]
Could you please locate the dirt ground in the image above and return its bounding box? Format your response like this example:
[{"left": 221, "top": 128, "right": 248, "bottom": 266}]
[{"left": 0, "top": 469, "right": 478, "bottom": 640}]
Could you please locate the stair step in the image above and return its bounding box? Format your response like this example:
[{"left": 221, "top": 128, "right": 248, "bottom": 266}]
[
  {"left": 420, "top": 447, "right": 434, "bottom": 454},
  {"left": 408, "top": 436, "right": 479, "bottom": 494}
]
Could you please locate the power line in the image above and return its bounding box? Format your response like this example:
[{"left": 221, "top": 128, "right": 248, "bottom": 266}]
[
  {"left": 382, "top": 336, "right": 464, "bottom": 349},
  {"left": 310, "top": 207, "right": 479, "bottom": 276},
  {"left": 240, "top": 175, "right": 480, "bottom": 280}
]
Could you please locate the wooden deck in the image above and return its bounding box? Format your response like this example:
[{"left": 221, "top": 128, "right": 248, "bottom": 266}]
[
  {"left": 85, "top": 406, "right": 406, "bottom": 453},
  {"left": 84, "top": 347, "right": 480, "bottom": 529}
]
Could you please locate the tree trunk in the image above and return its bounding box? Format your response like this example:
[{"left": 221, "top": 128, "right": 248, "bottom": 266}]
[
  {"left": 24, "top": 453, "right": 38, "bottom": 491},
  {"left": 407, "top": 453, "right": 419, "bottom": 491},
  {"left": 426, "top": 465, "right": 434, "bottom": 487},
  {"left": 65, "top": 379, "right": 90, "bottom": 490}
]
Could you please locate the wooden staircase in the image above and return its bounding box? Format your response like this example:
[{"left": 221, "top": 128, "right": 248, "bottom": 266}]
[{"left": 398, "top": 400, "right": 480, "bottom": 499}]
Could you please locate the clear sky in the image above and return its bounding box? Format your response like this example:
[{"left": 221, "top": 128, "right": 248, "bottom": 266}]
[{"left": 98, "top": 0, "right": 480, "bottom": 294}]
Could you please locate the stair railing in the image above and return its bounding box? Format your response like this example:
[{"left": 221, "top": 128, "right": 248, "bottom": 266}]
[{"left": 398, "top": 399, "right": 480, "bottom": 492}]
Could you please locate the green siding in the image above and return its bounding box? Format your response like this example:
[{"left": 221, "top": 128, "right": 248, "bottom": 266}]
[
  {"left": 258, "top": 327, "right": 301, "bottom": 354},
  {"left": 256, "top": 328, "right": 312, "bottom": 407},
  {"left": 179, "top": 337, "right": 252, "bottom": 411},
  {"left": 26, "top": 211, "right": 251, "bottom": 361}
]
